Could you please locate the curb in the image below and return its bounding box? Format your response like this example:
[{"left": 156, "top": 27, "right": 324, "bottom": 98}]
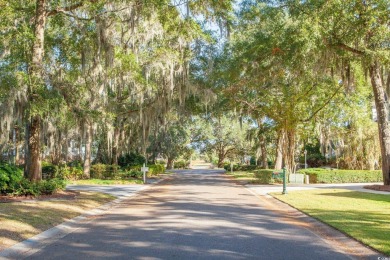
[{"left": 0, "top": 177, "right": 167, "bottom": 260}]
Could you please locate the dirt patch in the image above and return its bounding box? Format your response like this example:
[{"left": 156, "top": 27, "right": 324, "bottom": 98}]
[
  {"left": 0, "top": 190, "right": 80, "bottom": 203},
  {"left": 364, "top": 185, "right": 390, "bottom": 192}
]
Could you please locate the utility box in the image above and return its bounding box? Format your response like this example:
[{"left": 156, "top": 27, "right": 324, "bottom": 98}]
[{"left": 289, "top": 174, "right": 305, "bottom": 184}]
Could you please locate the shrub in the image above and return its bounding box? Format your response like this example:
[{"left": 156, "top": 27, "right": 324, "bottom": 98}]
[
  {"left": 105, "top": 165, "right": 120, "bottom": 179},
  {"left": 0, "top": 163, "right": 23, "bottom": 194},
  {"left": 42, "top": 162, "right": 58, "bottom": 179},
  {"left": 121, "top": 170, "right": 143, "bottom": 178},
  {"left": 148, "top": 164, "right": 165, "bottom": 176},
  {"left": 11, "top": 178, "right": 66, "bottom": 196},
  {"left": 90, "top": 164, "right": 106, "bottom": 179},
  {"left": 224, "top": 164, "right": 260, "bottom": 172},
  {"left": 118, "top": 152, "right": 145, "bottom": 167},
  {"left": 254, "top": 169, "right": 274, "bottom": 184},
  {"left": 174, "top": 160, "right": 188, "bottom": 169},
  {"left": 57, "top": 165, "right": 84, "bottom": 180},
  {"left": 37, "top": 179, "right": 66, "bottom": 195},
  {"left": 298, "top": 168, "right": 383, "bottom": 183}
]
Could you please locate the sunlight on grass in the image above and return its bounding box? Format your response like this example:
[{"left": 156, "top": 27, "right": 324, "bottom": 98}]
[
  {"left": 67, "top": 179, "right": 143, "bottom": 185},
  {"left": 272, "top": 189, "right": 390, "bottom": 255},
  {"left": 0, "top": 192, "right": 115, "bottom": 250}
]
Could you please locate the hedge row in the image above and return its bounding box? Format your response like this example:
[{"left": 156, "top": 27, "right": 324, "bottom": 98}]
[
  {"left": 1, "top": 163, "right": 66, "bottom": 196},
  {"left": 254, "top": 169, "right": 275, "bottom": 184},
  {"left": 298, "top": 168, "right": 383, "bottom": 183},
  {"left": 223, "top": 164, "right": 259, "bottom": 172},
  {"left": 42, "top": 162, "right": 166, "bottom": 180}
]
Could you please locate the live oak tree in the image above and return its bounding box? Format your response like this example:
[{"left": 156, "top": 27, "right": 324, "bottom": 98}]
[
  {"left": 0, "top": 0, "right": 233, "bottom": 181},
  {"left": 287, "top": 0, "right": 390, "bottom": 183}
]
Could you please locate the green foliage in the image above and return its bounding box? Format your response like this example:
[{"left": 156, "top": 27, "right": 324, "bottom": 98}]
[
  {"left": 42, "top": 161, "right": 58, "bottom": 179},
  {"left": 6, "top": 178, "right": 66, "bottom": 196},
  {"left": 298, "top": 168, "right": 382, "bottom": 183},
  {"left": 36, "top": 179, "right": 66, "bottom": 195},
  {"left": 57, "top": 165, "right": 83, "bottom": 180},
  {"left": 118, "top": 153, "right": 146, "bottom": 168},
  {"left": 90, "top": 164, "right": 106, "bottom": 179},
  {"left": 122, "top": 170, "right": 143, "bottom": 179},
  {"left": 223, "top": 164, "right": 259, "bottom": 172},
  {"left": 90, "top": 164, "right": 120, "bottom": 179},
  {"left": 174, "top": 160, "right": 189, "bottom": 169},
  {"left": 254, "top": 169, "right": 274, "bottom": 184},
  {"left": 148, "top": 164, "right": 165, "bottom": 176},
  {"left": 0, "top": 163, "right": 23, "bottom": 193}
]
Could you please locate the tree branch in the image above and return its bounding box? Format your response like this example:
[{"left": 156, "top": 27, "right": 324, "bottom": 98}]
[
  {"left": 302, "top": 84, "right": 344, "bottom": 122},
  {"left": 47, "top": 2, "right": 85, "bottom": 16},
  {"left": 335, "top": 42, "right": 365, "bottom": 56}
]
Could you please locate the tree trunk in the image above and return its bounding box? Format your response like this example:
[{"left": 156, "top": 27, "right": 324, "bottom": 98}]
[
  {"left": 217, "top": 150, "right": 225, "bottom": 168},
  {"left": 370, "top": 61, "right": 390, "bottom": 185},
  {"left": 25, "top": 116, "right": 42, "bottom": 181},
  {"left": 111, "top": 123, "right": 120, "bottom": 165},
  {"left": 283, "top": 128, "right": 296, "bottom": 175},
  {"left": 217, "top": 157, "right": 224, "bottom": 168},
  {"left": 25, "top": 0, "right": 47, "bottom": 181},
  {"left": 167, "top": 157, "right": 174, "bottom": 169},
  {"left": 259, "top": 135, "right": 268, "bottom": 169},
  {"left": 15, "top": 126, "right": 20, "bottom": 165},
  {"left": 63, "top": 131, "right": 68, "bottom": 163},
  {"left": 78, "top": 136, "right": 83, "bottom": 162},
  {"left": 83, "top": 123, "right": 93, "bottom": 178},
  {"left": 274, "top": 131, "right": 283, "bottom": 170}
]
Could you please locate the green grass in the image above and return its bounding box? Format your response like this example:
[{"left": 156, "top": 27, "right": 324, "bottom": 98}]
[
  {"left": 226, "top": 171, "right": 256, "bottom": 182},
  {"left": 67, "top": 178, "right": 144, "bottom": 185},
  {"left": 272, "top": 189, "right": 390, "bottom": 255}
]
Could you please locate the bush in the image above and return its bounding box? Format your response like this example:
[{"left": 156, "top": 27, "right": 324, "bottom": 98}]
[
  {"left": 254, "top": 169, "right": 274, "bottom": 184},
  {"left": 91, "top": 164, "right": 106, "bottom": 179},
  {"left": 105, "top": 165, "right": 120, "bottom": 179},
  {"left": 42, "top": 162, "right": 58, "bottom": 179},
  {"left": 148, "top": 164, "right": 165, "bottom": 176},
  {"left": 91, "top": 164, "right": 121, "bottom": 179},
  {"left": 0, "top": 163, "right": 23, "bottom": 194},
  {"left": 120, "top": 170, "right": 143, "bottom": 179},
  {"left": 57, "top": 165, "right": 84, "bottom": 180},
  {"left": 36, "top": 179, "right": 66, "bottom": 195},
  {"left": 298, "top": 168, "right": 383, "bottom": 183},
  {"left": 223, "top": 164, "right": 259, "bottom": 172},
  {"left": 12, "top": 178, "right": 66, "bottom": 196},
  {"left": 118, "top": 152, "right": 145, "bottom": 167},
  {"left": 174, "top": 160, "right": 189, "bottom": 169}
]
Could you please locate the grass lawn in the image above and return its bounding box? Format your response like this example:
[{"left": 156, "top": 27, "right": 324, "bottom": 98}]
[
  {"left": 226, "top": 171, "right": 256, "bottom": 182},
  {"left": 0, "top": 192, "right": 115, "bottom": 251},
  {"left": 67, "top": 178, "right": 144, "bottom": 185},
  {"left": 272, "top": 189, "right": 390, "bottom": 255}
]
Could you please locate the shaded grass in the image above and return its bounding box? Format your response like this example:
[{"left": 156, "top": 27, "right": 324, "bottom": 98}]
[
  {"left": 67, "top": 179, "right": 143, "bottom": 185},
  {"left": 226, "top": 170, "right": 279, "bottom": 184},
  {"left": 0, "top": 192, "right": 115, "bottom": 250},
  {"left": 226, "top": 171, "right": 256, "bottom": 182},
  {"left": 272, "top": 189, "right": 390, "bottom": 255}
]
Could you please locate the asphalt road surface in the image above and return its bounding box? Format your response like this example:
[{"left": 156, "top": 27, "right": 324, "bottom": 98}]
[{"left": 26, "top": 170, "right": 354, "bottom": 260}]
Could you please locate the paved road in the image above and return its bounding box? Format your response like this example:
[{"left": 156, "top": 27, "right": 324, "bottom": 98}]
[{"left": 19, "top": 170, "right": 368, "bottom": 259}]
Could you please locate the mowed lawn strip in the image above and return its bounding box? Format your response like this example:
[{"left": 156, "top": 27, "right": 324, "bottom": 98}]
[
  {"left": 226, "top": 171, "right": 255, "bottom": 180},
  {"left": 272, "top": 189, "right": 390, "bottom": 256},
  {"left": 0, "top": 192, "right": 115, "bottom": 251},
  {"left": 67, "top": 179, "right": 143, "bottom": 185}
]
